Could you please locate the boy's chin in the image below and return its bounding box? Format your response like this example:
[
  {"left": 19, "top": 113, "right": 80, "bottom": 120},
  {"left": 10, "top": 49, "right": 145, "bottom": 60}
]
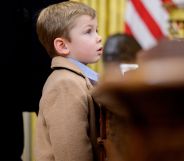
[
  {"left": 84, "top": 59, "right": 98, "bottom": 64},
  {"left": 91, "top": 58, "right": 100, "bottom": 64}
]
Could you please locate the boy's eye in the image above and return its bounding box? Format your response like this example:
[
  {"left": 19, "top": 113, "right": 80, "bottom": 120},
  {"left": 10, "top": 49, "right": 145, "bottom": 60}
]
[
  {"left": 86, "top": 28, "right": 92, "bottom": 33},
  {"left": 85, "top": 28, "right": 92, "bottom": 34}
]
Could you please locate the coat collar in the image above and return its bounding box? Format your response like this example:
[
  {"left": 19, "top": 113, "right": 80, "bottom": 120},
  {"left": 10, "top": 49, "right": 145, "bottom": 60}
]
[
  {"left": 51, "top": 56, "right": 84, "bottom": 76},
  {"left": 51, "top": 56, "right": 93, "bottom": 89}
]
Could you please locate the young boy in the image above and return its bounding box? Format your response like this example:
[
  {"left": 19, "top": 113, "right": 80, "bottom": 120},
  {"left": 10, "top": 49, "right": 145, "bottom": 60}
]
[{"left": 35, "top": 1, "right": 103, "bottom": 161}]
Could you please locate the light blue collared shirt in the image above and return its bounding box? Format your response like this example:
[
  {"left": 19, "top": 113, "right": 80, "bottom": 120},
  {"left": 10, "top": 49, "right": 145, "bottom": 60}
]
[{"left": 68, "top": 58, "right": 99, "bottom": 82}]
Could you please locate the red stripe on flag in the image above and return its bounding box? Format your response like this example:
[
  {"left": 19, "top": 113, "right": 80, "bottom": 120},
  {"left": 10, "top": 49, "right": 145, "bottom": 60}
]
[
  {"left": 162, "top": 0, "right": 173, "bottom": 3},
  {"left": 161, "top": 0, "right": 177, "bottom": 7},
  {"left": 161, "top": 0, "right": 174, "bottom": 4},
  {"left": 131, "top": 0, "right": 164, "bottom": 40},
  {"left": 125, "top": 23, "right": 133, "bottom": 35}
]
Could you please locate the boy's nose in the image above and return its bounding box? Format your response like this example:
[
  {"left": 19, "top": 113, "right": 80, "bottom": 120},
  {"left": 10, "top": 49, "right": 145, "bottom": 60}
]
[{"left": 97, "top": 34, "right": 102, "bottom": 43}]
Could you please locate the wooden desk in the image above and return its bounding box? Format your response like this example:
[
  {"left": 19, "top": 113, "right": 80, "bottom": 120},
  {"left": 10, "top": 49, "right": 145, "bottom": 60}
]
[{"left": 93, "top": 57, "right": 184, "bottom": 161}]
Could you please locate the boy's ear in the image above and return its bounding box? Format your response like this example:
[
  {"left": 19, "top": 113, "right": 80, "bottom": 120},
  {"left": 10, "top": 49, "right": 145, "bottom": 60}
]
[{"left": 54, "top": 37, "right": 69, "bottom": 56}]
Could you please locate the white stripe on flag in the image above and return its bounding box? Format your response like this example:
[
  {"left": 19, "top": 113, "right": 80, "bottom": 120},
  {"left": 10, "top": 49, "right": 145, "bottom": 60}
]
[
  {"left": 172, "top": 0, "right": 184, "bottom": 7},
  {"left": 125, "top": 1, "right": 157, "bottom": 49},
  {"left": 124, "top": 0, "right": 171, "bottom": 49},
  {"left": 142, "top": 0, "right": 169, "bottom": 36}
]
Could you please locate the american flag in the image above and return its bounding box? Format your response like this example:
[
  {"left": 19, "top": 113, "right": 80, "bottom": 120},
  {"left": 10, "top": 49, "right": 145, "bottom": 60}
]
[{"left": 124, "top": 0, "right": 184, "bottom": 49}]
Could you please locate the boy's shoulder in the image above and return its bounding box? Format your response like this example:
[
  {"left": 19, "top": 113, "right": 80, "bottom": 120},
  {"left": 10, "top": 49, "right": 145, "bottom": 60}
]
[{"left": 42, "top": 68, "right": 88, "bottom": 99}]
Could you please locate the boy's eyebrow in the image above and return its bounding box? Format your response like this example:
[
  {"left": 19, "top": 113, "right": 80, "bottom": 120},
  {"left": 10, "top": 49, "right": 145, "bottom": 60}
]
[
  {"left": 85, "top": 24, "right": 98, "bottom": 28},
  {"left": 85, "top": 24, "right": 94, "bottom": 27}
]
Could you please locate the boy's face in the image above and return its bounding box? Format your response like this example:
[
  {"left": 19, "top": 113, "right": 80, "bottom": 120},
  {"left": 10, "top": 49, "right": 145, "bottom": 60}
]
[{"left": 66, "top": 15, "right": 103, "bottom": 64}]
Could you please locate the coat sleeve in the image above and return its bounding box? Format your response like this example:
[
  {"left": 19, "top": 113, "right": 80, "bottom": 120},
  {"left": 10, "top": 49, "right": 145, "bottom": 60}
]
[{"left": 35, "top": 78, "right": 93, "bottom": 161}]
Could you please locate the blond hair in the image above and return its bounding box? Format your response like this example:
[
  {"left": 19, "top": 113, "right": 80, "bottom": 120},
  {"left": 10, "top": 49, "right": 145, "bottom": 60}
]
[{"left": 36, "top": 1, "right": 96, "bottom": 57}]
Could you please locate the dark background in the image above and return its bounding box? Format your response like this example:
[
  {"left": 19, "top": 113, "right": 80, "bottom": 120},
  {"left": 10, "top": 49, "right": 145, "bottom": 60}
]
[{"left": 0, "top": 0, "right": 67, "bottom": 160}]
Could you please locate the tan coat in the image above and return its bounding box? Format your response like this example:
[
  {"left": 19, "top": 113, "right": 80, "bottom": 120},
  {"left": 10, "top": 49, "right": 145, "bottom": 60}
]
[{"left": 35, "top": 56, "right": 98, "bottom": 161}]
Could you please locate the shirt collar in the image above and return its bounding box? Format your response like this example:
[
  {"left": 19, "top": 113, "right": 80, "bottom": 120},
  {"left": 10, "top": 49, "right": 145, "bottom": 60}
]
[{"left": 67, "top": 58, "right": 99, "bottom": 82}]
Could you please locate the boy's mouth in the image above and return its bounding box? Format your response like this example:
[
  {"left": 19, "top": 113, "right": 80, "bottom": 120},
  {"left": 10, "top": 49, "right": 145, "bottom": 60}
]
[{"left": 97, "top": 47, "right": 103, "bottom": 52}]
